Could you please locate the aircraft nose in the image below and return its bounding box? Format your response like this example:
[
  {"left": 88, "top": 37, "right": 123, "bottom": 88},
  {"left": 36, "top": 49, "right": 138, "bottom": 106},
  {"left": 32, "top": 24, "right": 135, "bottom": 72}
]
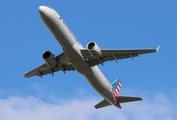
[{"left": 38, "top": 6, "right": 45, "bottom": 14}]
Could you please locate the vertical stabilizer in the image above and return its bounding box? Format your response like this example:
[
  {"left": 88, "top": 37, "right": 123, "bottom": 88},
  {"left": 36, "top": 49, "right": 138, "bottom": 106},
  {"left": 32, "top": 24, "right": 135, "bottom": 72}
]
[{"left": 111, "top": 79, "right": 122, "bottom": 97}]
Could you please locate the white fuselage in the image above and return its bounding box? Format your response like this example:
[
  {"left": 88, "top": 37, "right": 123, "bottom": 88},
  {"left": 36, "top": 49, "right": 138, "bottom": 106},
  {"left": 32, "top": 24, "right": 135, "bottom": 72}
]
[{"left": 39, "top": 6, "right": 117, "bottom": 107}]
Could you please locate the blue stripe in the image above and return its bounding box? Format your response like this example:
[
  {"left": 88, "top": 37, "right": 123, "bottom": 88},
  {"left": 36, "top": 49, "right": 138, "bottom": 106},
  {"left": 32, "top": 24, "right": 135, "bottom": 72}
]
[{"left": 111, "top": 79, "right": 121, "bottom": 89}]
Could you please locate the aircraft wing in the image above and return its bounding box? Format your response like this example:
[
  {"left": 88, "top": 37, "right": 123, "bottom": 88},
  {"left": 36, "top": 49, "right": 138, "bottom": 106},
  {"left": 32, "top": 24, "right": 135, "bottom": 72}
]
[
  {"left": 24, "top": 53, "right": 75, "bottom": 78},
  {"left": 81, "top": 46, "right": 160, "bottom": 66}
]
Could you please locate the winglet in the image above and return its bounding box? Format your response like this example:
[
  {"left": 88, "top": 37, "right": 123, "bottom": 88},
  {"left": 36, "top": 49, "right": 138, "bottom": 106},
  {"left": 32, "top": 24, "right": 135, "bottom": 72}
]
[{"left": 156, "top": 45, "right": 160, "bottom": 52}]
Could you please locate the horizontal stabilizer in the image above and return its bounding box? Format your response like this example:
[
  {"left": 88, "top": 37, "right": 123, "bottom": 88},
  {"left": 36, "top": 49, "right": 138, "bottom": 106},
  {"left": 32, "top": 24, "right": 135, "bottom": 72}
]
[
  {"left": 95, "top": 99, "right": 111, "bottom": 109},
  {"left": 118, "top": 96, "right": 142, "bottom": 103}
]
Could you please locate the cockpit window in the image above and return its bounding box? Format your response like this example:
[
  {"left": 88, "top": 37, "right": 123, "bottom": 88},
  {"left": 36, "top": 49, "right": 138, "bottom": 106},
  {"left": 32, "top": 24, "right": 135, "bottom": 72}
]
[{"left": 46, "top": 6, "right": 53, "bottom": 10}]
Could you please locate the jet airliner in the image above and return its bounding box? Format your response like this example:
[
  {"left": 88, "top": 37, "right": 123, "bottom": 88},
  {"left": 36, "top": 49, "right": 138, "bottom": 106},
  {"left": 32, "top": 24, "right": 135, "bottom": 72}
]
[{"left": 24, "top": 6, "right": 160, "bottom": 109}]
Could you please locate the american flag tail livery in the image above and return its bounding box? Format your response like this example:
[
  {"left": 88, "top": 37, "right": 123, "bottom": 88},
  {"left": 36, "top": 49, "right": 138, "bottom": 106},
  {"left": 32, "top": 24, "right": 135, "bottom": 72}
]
[
  {"left": 111, "top": 79, "right": 122, "bottom": 97},
  {"left": 111, "top": 79, "right": 122, "bottom": 108},
  {"left": 95, "top": 79, "right": 142, "bottom": 109}
]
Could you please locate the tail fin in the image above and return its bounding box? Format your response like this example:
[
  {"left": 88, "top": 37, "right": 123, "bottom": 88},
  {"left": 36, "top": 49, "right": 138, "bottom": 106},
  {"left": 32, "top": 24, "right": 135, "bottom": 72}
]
[
  {"left": 111, "top": 79, "right": 122, "bottom": 97},
  {"left": 111, "top": 79, "right": 142, "bottom": 109},
  {"left": 94, "top": 79, "right": 142, "bottom": 109}
]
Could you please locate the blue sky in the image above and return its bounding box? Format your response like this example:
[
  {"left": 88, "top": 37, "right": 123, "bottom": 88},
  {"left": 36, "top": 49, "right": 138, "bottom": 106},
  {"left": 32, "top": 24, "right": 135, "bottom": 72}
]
[{"left": 0, "top": 1, "right": 177, "bottom": 119}]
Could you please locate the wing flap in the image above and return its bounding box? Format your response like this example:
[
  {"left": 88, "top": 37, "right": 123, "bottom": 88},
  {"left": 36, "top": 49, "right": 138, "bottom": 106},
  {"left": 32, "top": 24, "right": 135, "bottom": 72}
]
[
  {"left": 23, "top": 64, "right": 75, "bottom": 78},
  {"left": 23, "top": 53, "right": 75, "bottom": 78},
  {"left": 81, "top": 46, "right": 160, "bottom": 66}
]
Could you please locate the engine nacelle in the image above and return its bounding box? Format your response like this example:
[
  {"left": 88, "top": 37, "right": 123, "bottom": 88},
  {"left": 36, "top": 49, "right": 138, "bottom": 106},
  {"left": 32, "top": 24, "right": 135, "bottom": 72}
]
[
  {"left": 42, "top": 51, "right": 57, "bottom": 68},
  {"left": 86, "top": 42, "right": 101, "bottom": 59}
]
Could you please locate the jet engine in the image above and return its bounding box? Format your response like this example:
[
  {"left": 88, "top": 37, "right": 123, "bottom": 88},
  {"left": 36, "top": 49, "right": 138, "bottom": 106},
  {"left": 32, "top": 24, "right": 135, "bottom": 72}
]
[
  {"left": 42, "top": 51, "right": 57, "bottom": 68},
  {"left": 86, "top": 42, "right": 101, "bottom": 59}
]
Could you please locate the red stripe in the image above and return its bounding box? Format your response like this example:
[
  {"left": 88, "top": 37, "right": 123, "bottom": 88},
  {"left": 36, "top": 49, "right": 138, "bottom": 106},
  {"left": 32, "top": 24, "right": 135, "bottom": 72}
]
[
  {"left": 111, "top": 88, "right": 119, "bottom": 105},
  {"left": 117, "top": 86, "right": 120, "bottom": 91},
  {"left": 116, "top": 88, "right": 120, "bottom": 93},
  {"left": 118, "top": 83, "right": 121, "bottom": 88},
  {"left": 115, "top": 97, "right": 119, "bottom": 105},
  {"left": 115, "top": 90, "right": 118, "bottom": 96},
  {"left": 114, "top": 90, "right": 118, "bottom": 96},
  {"left": 116, "top": 82, "right": 121, "bottom": 95}
]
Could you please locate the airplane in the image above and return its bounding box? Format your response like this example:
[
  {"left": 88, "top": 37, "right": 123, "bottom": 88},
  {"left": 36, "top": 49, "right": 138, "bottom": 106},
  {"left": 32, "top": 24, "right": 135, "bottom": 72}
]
[{"left": 24, "top": 6, "right": 160, "bottom": 109}]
